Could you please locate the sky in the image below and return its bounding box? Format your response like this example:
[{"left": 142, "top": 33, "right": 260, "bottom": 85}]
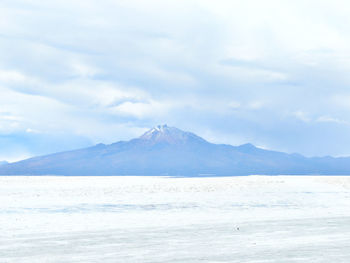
[{"left": 2, "top": 0, "right": 350, "bottom": 161}]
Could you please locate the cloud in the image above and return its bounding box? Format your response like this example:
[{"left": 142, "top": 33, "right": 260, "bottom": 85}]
[
  {"left": 292, "top": 111, "right": 311, "bottom": 123},
  {"left": 0, "top": 70, "right": 28, "bottom": 82},
  {"left": 316, "top": 116, "right": 348, "bottom": 125},
  {"left": 111, "top": 101, "right": 169, "bottom": 119},
  {"left": 2, "top": 0, "right": 350, "bottom": 159}
]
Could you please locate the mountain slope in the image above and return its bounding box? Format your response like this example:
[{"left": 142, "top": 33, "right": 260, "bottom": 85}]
[
  {"left": 0, "top": 161, "right": 8, "bottom": 166},
  {"left": 0, "top": 125, "right": 349, "bottom": 176}
]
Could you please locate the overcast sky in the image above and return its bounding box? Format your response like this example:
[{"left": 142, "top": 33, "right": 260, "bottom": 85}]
[{"left": 2, "top": 0, "right": 350, "bottom": 161}]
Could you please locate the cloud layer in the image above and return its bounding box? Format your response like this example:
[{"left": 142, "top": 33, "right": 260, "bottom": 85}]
[{"left": 1, "top": 0, "right": 350, "bottom": 160}]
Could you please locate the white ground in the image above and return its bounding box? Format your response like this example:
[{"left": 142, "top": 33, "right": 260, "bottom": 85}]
[{"left": 1, "top": 176, "right": 350, "bottom": 262}]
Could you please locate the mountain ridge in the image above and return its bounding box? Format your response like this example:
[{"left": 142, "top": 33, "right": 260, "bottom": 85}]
[
  {"left": 0, "top": 161, "right": 8, "bottom": 166},
  {"left": 0, "top": 125, "right": 349, "bottom": 176}
]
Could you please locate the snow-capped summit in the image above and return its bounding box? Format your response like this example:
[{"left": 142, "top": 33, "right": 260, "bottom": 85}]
[
  {"left": 154, "top": 124, "right": 168, "bottom": 131},
  {"left": 139, "top": 124, "right": 207, "bottom": 144},
  {"left": 141, "top": 124, "right": 170, "bottom": 138}
]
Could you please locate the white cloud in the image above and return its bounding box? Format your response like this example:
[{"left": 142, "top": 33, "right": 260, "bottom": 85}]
[
  {"left": 0, "top": 69, "right": 35, "bottom": 83},
  {"left": 316, "top": 115, "right": 348, "bottom": 125},
  {"left": 111, "top": 100, "right": 170, "bottom": 119},
  {"left": 292, "top": 111, "right": 311, "bottom": 122},
  {"left": 228, "top": 101, "right": 241, "bottom": 109},
  {"left": 69, "top": 60, "right": 101, "bottom": 78},
  {"left": 332, "top": 95, "right": 350, "bottom": 110},
  {"left": 247, "top": 101, "right": 266, "bottom": 110},
  {"left": 2, "top": 0, "right": 350, "bottom": 157}
]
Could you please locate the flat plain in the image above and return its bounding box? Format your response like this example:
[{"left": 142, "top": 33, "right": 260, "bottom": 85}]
[{"left": 1, "top": 175, "right": 350, "bottom": 262}]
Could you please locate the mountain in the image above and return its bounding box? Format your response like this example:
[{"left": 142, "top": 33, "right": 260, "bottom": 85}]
[
  {"left": 0, "top": 161, "right": 8, "bottom": 166},
  {"left": 0, "top": 124, "right": 350, "bottom": 176}
]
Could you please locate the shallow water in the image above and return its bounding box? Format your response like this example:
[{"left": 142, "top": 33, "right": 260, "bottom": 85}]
[{"left": 1, "top": 176, "right": 350, "bottom": 262}]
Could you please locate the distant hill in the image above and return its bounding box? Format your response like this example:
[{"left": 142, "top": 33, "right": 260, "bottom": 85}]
[
  {"left": 0, "top": 161, "right": 8, "bottom": 166},
  {"left": 0, "top": 125, "right": 350, "bottom": 176}
]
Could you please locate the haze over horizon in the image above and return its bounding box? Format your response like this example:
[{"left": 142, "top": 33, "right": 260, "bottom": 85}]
[{"left": 2, "top": 0, "right": 350, "bottom": 161}]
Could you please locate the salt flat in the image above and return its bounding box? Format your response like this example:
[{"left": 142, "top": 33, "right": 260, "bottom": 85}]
[{"left": 1, "top": 176, "right": 350, "bottom": 262}]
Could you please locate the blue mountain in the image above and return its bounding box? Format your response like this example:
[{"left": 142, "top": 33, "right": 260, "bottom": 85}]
[
  {"left": 0, "top": 125, "right": 349, "bottom": 176},
  {"left": 0, "top": 161, "right": 8, "bottom": 166}
]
